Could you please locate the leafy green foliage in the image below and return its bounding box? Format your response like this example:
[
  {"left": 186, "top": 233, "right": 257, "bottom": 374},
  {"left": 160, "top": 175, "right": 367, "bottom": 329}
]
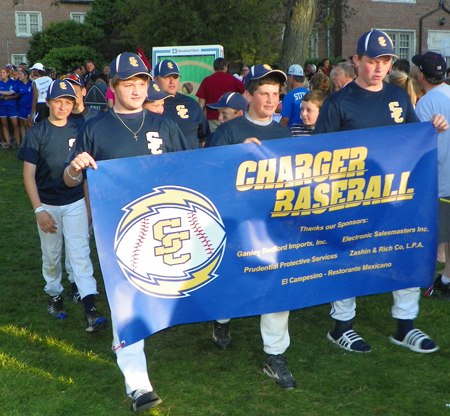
[
  {"left": 27, "top": 20, "right": 104, "bottom": 67},
  {"left": 40, "top": 45, "right": 106, "bottom": 74},
  {"left": 117, "top": 0, "right": 284, "bottom": 64}
]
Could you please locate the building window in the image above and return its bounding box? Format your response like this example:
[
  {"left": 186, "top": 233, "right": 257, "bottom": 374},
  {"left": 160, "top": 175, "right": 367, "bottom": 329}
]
[
  {"left": 15, "top": 11, "right": 42, "bottom": 37},
  {"left": 383, "top": 30, "right": 415, "bottom": 61},
  {"left": 12, "top": 54, "right": 27, "bottom": 67},
  {"left": 70, "top": 13, "right": 86, "bottom": 24}
]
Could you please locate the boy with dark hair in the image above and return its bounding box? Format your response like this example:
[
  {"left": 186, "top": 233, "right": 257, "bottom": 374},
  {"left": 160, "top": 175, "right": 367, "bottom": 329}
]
[
  {"left": 210, "top": 64, "right": 296, "bottom": 390},
  {"left": 61, "top": 73, "right": 101, "bottom": 127},
  {"left": 210, "top": 65, "right": 292, "bottom": 147},
  {"left": 17, "top": 79, "right": 106, "bottom": 332}
]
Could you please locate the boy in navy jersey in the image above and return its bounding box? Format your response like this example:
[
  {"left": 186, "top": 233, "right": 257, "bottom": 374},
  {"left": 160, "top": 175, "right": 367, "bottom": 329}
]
[
  {"left": 210, "top": 64, "right": 296, "bottom": 390},
  {"left": 64, "top": 53, "right": 190, "bottom": 413},
  {"left": 315, "top": 29, "right": 447, "bottom": 354},
  {"left": 17, "top": 80, "right": 106, "bottom": 332}
]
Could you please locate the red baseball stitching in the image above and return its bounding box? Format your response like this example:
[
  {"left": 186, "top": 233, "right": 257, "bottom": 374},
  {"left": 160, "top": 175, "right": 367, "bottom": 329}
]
[
  {"left": 131, "top": 217, "right": 150, "bottom": 270},
  {"left": 187, "top": 211, "right": 214, "bottom": 257}
]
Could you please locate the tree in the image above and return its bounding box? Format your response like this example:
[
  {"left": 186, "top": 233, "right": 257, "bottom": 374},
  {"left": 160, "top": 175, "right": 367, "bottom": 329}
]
[
  {"left": 27, "top": 20, "right": 104, "bottom": 66},
  {"left": 40, "top": 45, "right": 105, "bottom": 73},
  {"left": 279, "top": 0, "right": 319, "bottom": 71},
  {"left": 84, "top": 0, "right": 136, "bottom": 60},
  {"left": 115, "top": 0, "right": 284, "bottom": 65}
]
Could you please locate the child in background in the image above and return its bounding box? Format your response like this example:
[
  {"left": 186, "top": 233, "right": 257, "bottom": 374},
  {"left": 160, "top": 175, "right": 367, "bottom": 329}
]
[
  {"left": 290, "top": 90, "right": 327, "bottom": 136},
  {"left": 204, "top": 92, "right": 248, "bottom": 147}
]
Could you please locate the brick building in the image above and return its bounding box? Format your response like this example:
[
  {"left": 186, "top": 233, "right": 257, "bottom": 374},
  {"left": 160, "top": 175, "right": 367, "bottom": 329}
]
[
  {"left": 1, "top": 0, "right": 92, "bottom": 67},
  {"left": 316, "top": 0, "right": 450, "bottom": 62}
]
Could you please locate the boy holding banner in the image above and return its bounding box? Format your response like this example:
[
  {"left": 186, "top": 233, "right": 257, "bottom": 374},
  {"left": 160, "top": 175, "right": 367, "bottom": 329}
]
[
  {"left": 64, "top": 53, "right": 190, "bottom": 412},
  {"left": 210, "top": 65, "right": 297, "bottom": 389},
  {"left": 314, "top": 30, "right": 447, "bottom": 354}
]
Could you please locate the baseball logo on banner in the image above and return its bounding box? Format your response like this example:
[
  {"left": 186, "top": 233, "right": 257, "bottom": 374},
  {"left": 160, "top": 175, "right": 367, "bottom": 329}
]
[{"left": 114, "top": 186, "right": 227, "bottom": 298}]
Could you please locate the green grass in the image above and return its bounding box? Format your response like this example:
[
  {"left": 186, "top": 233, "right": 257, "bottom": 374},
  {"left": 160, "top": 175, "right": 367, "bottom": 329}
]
[{"left": 1, "top": 148, "right": 450, "bottom": 416}]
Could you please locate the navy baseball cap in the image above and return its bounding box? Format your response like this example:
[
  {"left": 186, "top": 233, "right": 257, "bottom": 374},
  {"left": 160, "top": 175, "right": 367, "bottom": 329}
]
[
  {"left": 60, "top": 73, "right": 85, "bottom": 88},
  {"left": 46, "top": 80, "right": 77, "bottom": 100},
  {"left": 146, "top": 81, "right": 172, "bottom": 101},
  {"left": 153, "top": 60, "right": 181, "bottom": 78},
  {"left": 244, "top": 64, "right": 286, "bottom": 89},
  {"left": 412, "top": 52, "right": 447, "bottom": 80},
  {"left": 207, "top": 92, "right": 248, "bottom": 112},
  {"left": 356, "top": 30, "right": 397, "bottom": 59},
  {"left": 110, "top": 53, "right": 150, "bottom": 80}
]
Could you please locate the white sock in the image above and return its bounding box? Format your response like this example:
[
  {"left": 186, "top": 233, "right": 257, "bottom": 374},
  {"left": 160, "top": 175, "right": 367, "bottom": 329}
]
[{"left": 441, "top": 275, "right": 450, "bottom": 284}]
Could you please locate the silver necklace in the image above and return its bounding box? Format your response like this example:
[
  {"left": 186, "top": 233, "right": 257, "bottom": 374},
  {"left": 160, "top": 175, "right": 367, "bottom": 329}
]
[{"left": 113, "top": 108, "right": 145, "bottom": 140}]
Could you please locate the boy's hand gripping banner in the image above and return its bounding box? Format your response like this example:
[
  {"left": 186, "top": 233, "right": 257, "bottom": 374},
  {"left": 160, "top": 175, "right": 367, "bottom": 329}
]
[{"left": 88, "top": 122, "right": 438, "bottom": 347}]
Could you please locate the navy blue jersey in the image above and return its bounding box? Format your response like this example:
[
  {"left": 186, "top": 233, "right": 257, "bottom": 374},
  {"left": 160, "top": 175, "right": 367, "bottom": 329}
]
[
  {"left": 209, "top": 115, "right": 293, "bottom": 147},
  {"left": 69, "top": 106, "right": 101, "bottom": 129},
  {"left": 17, "top": 118, "right": 83, "bottom": 205},
  {"left": 314, "top": 81, "right": 419, "bottom": 134},
  {"left": 163, "top": 93, "right": 210, "bottom": 149},
  {"left": 74, "top": 108, "right": 190, "bottom": 162}
]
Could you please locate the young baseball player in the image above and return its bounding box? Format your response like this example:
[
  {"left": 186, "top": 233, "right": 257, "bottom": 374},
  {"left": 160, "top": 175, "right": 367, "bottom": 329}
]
[
  {"left": 289, "top": 90, "right": 327, "bottom": 136},
  {"left": 143, "top": 80, "right": 172, "bottom": 114},
  {"left": 314, "top": 29, "right": 447, "bottom": 354},
  {"left": 64, "top": 53, "right": 190, "bottom": 412},
  {"left": 204, "top": 91, "right": 248, "bottom": 147},
  {"left": 210, "top": 64, "right": 296, "bottom": 389},
  {"left": 207, "top": 91, "right": 248, "bottom": 124},
  {"left": 17, "top": 79, "right": 107, "bottom": 332},
  {"left": 60, "top": 73, "right": 101, "bottom": 127}
]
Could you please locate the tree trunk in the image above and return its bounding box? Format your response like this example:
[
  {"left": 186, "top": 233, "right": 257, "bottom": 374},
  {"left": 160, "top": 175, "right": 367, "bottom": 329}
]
[{"left": 279, "top": 0, "right": 318, "bottom": 72}]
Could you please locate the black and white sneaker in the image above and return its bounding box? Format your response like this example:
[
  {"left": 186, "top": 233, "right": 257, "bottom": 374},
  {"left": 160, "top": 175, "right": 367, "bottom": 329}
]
[
  {"left": 429, "top": 275, "right": 450, "bottom": 299},
  {"left": 48, "top": 295, "right": 67, "bottom": 319},
  {"left": 85, "top": 308, "right": 107, "bottom": 332},
  {"left": 130, "top": 389, "right": 162, "bottom": 412},
  {"left": 212, "top": 321, "right": 231, "bottom": 349},
  {"left": 263, "top": 354, "right": 296, "bottom": 389}
]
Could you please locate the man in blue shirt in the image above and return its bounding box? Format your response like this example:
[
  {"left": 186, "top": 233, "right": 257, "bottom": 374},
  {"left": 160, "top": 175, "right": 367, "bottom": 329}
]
[{"left": 280, "top": 64, "right": 308, "bottom": 128}]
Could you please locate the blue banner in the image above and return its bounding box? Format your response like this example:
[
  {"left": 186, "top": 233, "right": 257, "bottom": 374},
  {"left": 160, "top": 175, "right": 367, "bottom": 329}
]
[{"left": 88, "top": 122, "right": 438, "bottom": 347}]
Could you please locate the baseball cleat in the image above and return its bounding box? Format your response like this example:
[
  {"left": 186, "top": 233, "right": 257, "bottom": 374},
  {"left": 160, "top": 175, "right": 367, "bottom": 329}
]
[
  {"left": 130, "top": 389, "right": 162, "bottom": 412},
  {"left": 263, "top": 354, "right": 296, "bottom": 389},
  {"left": 212, "top": 321, "right": 231, "bottom": 349},
  {"left": 426, "top": 275, "right": 450, "bottom": 300},
  {"left": 47, "top": 295, "right": 67, "bottom": 319},
  {"left": 85, "top": 308, "right": 107, "bottom": 332},
  {"left": 327, "top": 329, "right": 371, "bottom": 352}
]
